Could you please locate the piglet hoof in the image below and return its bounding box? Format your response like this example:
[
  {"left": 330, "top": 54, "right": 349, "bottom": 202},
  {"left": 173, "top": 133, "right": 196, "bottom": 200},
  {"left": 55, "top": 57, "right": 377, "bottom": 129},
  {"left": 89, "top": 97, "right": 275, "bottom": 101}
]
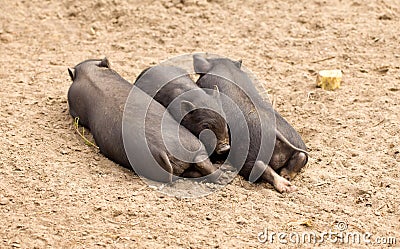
[
  {"left": 204, "top": 170, "right": 224, "bottom": 184},
  {"left": 279, "top": 168, "right": 295, "bottom": 181},
  {"left": 273, "top": 176, "right": 297, "bottom": 193}
]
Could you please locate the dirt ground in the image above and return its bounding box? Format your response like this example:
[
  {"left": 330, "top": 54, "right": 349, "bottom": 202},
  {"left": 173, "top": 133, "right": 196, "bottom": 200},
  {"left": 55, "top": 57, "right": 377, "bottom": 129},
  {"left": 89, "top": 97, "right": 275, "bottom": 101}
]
[{"left": 1, "top": 0, "right": 399, "bottom": 248}]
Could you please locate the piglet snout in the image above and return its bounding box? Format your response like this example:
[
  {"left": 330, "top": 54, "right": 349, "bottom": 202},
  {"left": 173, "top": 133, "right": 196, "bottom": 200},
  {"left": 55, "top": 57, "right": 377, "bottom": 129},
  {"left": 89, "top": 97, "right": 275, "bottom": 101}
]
[{"left": 216, "top": 143, "right": 230, "bottom": 154}]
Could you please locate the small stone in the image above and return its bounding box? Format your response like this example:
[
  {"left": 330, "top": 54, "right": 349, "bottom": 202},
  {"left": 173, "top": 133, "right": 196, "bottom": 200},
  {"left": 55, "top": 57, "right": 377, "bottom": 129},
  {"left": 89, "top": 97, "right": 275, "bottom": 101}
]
[
  {"left": 378, "top": 14, "right": 392, "bottom": 20},
  {"left": 95, "top": 242, "right": 106, "bottom": 247},
  {"left": 374, "top": 211, "right": 381, "bottom": 216},
  {"left": 236, "top": 217, "right": 248, "bottom": 225},
  {"left": 351, "top": 152, "right": 359, "bottom": 157},
  {"left": 0, "top": 198, "right": 9, "bottom": 205},
  {"left": 0, "top": 33, "right": 13, "bottom": 43},
  {"left": 11, "top": 242, "right": 21, "bottom": 248}
]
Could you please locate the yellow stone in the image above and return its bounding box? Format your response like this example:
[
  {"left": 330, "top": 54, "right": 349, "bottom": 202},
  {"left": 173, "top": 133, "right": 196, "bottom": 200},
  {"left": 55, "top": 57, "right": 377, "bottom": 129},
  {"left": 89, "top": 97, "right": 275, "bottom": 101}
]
[{"left": 316, "top": 70, "right": 342, "bottom": 90}]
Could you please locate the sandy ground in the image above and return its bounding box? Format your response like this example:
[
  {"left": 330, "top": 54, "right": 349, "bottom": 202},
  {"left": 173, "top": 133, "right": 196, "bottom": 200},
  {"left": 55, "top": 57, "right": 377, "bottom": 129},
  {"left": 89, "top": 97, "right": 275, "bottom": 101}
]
[{"left": 1, "top": 0, "right": 399, "bottom": 248}]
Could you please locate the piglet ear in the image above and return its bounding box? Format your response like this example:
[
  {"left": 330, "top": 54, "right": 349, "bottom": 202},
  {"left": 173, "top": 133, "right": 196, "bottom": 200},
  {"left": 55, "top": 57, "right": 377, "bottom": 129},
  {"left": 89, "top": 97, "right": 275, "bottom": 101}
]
[
  {"left": 99, "top": 57, "right": 110, "bottom": 68},
  {"left": 193, "top": 54, "right": 211, "bottom": 74},
  {"left": 68, "top": 68, "right": 75, "bottom": 81},
  {"left": 134, "top": 67, "right": 151, "bottom": 83},
  {"left": 180, "top": 100, "right": 196, "bottom": 116},
  {"left": 234, "top": 59, "right": 242, "bottom": 69}
]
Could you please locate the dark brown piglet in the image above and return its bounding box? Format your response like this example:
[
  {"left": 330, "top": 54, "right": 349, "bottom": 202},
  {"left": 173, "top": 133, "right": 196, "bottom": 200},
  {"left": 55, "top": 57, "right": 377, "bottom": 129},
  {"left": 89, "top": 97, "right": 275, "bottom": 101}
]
[
  {"left": 193, "top": 54, "right": 308, "bottom": 193},
  {"left": 67, "top": 58, "right": 220, "bottom": 183},
  {"left": 134, "top": 65, "right": 230, "bottom": 156}
]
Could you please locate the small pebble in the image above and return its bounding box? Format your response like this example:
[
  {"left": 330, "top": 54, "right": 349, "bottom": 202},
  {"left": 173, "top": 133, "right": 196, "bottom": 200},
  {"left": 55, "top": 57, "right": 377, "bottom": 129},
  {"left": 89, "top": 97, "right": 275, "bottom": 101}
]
[
  {"left": 95, "top": 242, "right": 106, "bottom": 247},
  {"left": 11, "top": 242, "right": 21, "bottom": 248},
  {"left": 236, "top": 217, "right": 247, "bottom": 225},
  {"left": 0, "top": 198, "right": 9, "bottom": 205}
]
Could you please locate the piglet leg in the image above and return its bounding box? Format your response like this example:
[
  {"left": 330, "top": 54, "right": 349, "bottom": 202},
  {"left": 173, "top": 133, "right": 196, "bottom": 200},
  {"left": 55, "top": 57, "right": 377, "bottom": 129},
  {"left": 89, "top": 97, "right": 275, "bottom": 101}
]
[
  {"left": 194, "top": 155, "right": 222, "bottom": 183},
  {"left": 279, "top": 152, "right": 308, "bottom": 181},
  {"left": 254, "top": 161, "right": 297, "bottom": 193}
]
